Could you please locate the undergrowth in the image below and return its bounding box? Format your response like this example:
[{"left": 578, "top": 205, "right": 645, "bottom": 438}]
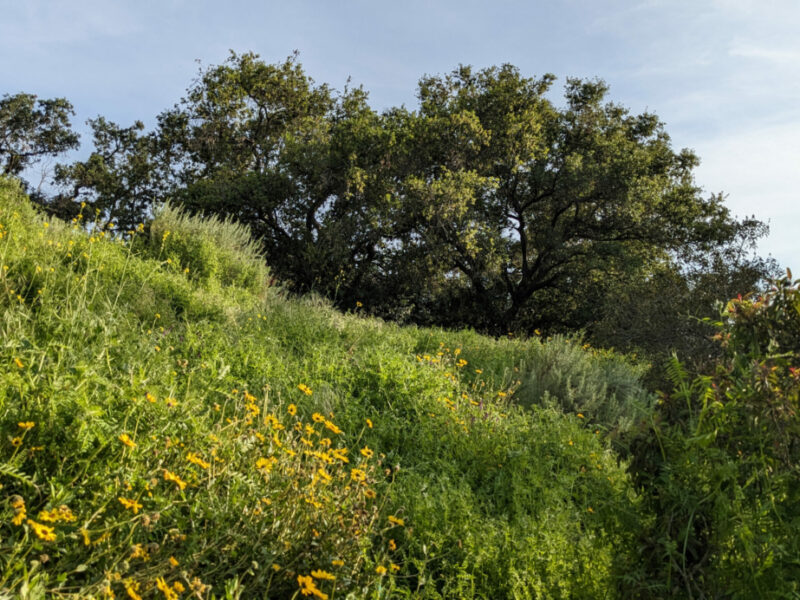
[{"left": 0, "top": 177, "right": 650, "bottom": 599}]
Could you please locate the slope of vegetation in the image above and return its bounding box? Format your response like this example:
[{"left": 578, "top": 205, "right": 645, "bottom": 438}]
[{"left": 0, "top": 177, "right": 654, "bottom": 598}]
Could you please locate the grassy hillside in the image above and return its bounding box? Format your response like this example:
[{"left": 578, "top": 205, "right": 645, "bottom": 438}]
[{"left": 0, "top": 177, "right": 654, "bottom": 599}]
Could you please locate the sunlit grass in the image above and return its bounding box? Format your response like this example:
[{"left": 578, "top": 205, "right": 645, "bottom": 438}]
[{"left": 0, "top": 177, "right": 649, "bottom": 598}]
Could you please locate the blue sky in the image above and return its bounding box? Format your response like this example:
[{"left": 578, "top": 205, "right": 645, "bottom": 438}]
[{"left": 2, "top": 0, "right": 798, "bottom": 268}]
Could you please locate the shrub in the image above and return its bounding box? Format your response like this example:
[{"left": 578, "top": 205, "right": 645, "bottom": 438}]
[{"left": 147, "top": 202, "right": 270, "bottom": 295}]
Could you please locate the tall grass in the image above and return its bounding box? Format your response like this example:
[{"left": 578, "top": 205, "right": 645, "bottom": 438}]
[{"left": 1, "top": 177, "right": 649, "bottom": 599}]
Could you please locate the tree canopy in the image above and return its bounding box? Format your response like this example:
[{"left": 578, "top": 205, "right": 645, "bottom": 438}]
[
  {"left": 0, "top": 92, "right": 79, "bottom": 177},
  {"left": 9, "top": 52, "right": 776, "bottom": 351}
]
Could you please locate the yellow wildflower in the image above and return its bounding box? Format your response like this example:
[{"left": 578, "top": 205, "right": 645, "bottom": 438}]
[
  {"left": 287, "top": 404, "right": 297, "bottom": 416},
  {"left": 11, "top": 437, "right": 22, "bottom": 448},
  {"left": 297, "top": 383, "right": 313, "bottom": 396},
  {"left": 297, "top": 574, "right": 328, "bottom": 599},
  {"left": 146, "top": 392, "right": 156, "bottom": 403},
  {"left": 130, "top": 544, "right": 150, "bottom": 561},
  {"left": 360, "top": 446, "right": 373, "bottom": 458},
  {"left": 256, "top": 456, "right": 277, "bottom": 473},
  {"left": 332, "top": 559, "right": 344, "bottom": 567},
  {"left": 118, "top": 433, "right": 136, "bottom": 448},
  {"left": 391, "top": 563, "right": 400, "bottom": 572},
  {"left": 311, "top": 569, "right": 336, "bottom": 581},
  {"left": 388, "top": 515, "right": 405, "bottom": 527},
  {"left": 375, "top": 565, "right": 387, "bottom": 575},
  {"left": 324, "top": 420, "right": 342, "bottom": 435},
  {"left": 155, "top": 577, "right": 177, "bottom": 600},
  {"left": 10, "top": 496, "right": 26, "bottom": 525},
  {"left": 18, "top": 422, "right": 34, "bottom": 430},
  {"left": 124, "top": 580, "right": 142, "bottom": 600},
  {"left": 350, "top": 468, "right": 366, "bottom": 482},
  {"left": 311, "top": 412, "right": 326, "bottom": 423},
  {"left": 118, "top": 497, "right": 142, "bottom": 514},
  {"left": 186, "top": 452, "right": 211, "bottom": 469},
  {"left": 27, "top": 519, "right": 56, "bottom": 541},
  {"left": 14, "top": 357, "right": 23, "bottom": 369},
  {"left": 366, "top": 418, "right": 373, "bottom": 428},
  {"left": 331, "top": 448, "right": 349, "bottom": 463},
  {"left": 172, "top": 581, "right": 185, "bottom": 593},
  {"left": 389, "top": 539, "right": 397, "bottom": 551},
  {"left": 162, "top": 469, "right": 187, "bottom": 490}
]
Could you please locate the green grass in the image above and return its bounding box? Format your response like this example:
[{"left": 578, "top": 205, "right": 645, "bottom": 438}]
[{"left": 0, "top": 176, "right": 651, "bottom": 599}]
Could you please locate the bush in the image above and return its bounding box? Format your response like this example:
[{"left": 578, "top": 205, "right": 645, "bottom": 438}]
[
  {"left": 627, "top": 273, "right": 800, "bottom": 598},
  {"left": 147, "top": 202, "right": 270, "bottom": 295}
]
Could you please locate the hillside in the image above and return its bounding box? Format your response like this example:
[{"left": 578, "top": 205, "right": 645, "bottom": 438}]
[{"left": 0, "top": 176, "right": 659, "bottom": 598}]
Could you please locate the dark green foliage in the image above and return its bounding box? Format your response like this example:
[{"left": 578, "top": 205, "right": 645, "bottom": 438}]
[
  {"left": 43, "top": 54, "right": 770, "bottom": 360},
  {"left": 626, "top": 274, "right": 800, "bottom": 598},
  {"left": 0, "top": 93, "right": 79, "bottom": 176}
]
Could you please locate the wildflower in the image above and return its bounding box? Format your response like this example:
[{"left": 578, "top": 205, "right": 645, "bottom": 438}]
[
  {"left": 365, "top": 418, "right": 373, "bottom": 428},
  {"left": 118, "top": 433, "right": 136, "bottom": 448},
  {"left": 11, "top": 437, "right": 22, "bottom": 448},
  {"left": 162, "top": 469, "right": 187, "bottom": 490},
  {"left": 39, "top": 505, "right": 76, "bottom": 522},
  {"left": 360, "top": 446, "right": 374, "bottom": 458},
  {"left": 312, "top": 412, "right": 326, "bottom": 423},
  {"left": 456, "top": 359, "right": 468, "bottom": 368},
  {"left": 316, "top": 467, "right": 332, "bottom": 483},
  {"left": 297, "top": 574, "right": 328, "bottom": 599},
  {"left": 124, "top": 580, "right": 142, "bottom": 600},
  {"left": 186, "top": 452, "right": 211, "bottom": 469},
  {"left": 297, "top": 383, "right": 313, "bottom": 396},
  {"left": 288, "top": 404, "right": 297, "bottom": 416},
  {"left": 332, "top": 559, "right": 344, "bottom": 567},
  {"left": 118, "top": 497, "right": 143, "bottom": 514},
  {"left": 18, "top": 422, "right": 34, "bottom": 430},
  {"left": 364, "top": 489, "right": 376, "bottom": 499},
  {"left": 80, "top": 528, "right": 91, "bottom": 546},
  {"left": 13, "top": 358, "right": 23, "bottom": 368},
  {"left": 155, "top": 577, "right": 177, "bottom": 600},
  {"left": 256, "top": 456, "right": 277, "bottom": 473},
  {"left": 475, "top": 368, "right": 483, "bottom": 374},
  {"left": 388, "top": 539, "right": 397, "bottom": 551},
  {"left": 331, "top": 448, "right": 349, "bottom": 463},
  {"left": 146, "top": 392, "right": 156, "bottom": 403},
  {"left": 130, "top": 544, "right": 150, "bottom": 561},
  {"left": 587, "top": 506, "right": 594, "bottom": 513},
  {"left": 324, "top": 420, "right": 342, "bottom": 435},
  {"left": 10, "top": 496, "right": 26, "bottom": 525},
  {"left": 350, "top": 468, "right": 366, "bottom": 482},
  {"left": 311, "top": 569, "right": 336, "bottom": 581},
  {"left": 388, "top": 515, "right": 405, "bottom": 527},
  {"left": 172, "top": 581, "right": 185, "bottom": 593},
  {"left": 27, "top": 519, "right": 56, "bottom": 541},
  {"left": 375, "top": 565, "right": 387, "bottom": 576},
  {"left": 391, "top": 563, "right": 401, "bottom": 572},
  {"left": 576, "top": 413, "right": 584, "bottom": 419},
  {"left": 356, "top": 301, "right": 363, "bottom": 307},
  {"left": 169, "top": 556, "right": 179, "bottom": 568}
]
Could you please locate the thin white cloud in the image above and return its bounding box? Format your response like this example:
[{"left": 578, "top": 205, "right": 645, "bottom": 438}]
[{"left": 729, "top": 42, "right": 800, "bottom": 64}]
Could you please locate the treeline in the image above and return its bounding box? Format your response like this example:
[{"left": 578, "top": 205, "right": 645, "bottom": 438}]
[{"left": 1, "top": 52, "right": 776, "bottom": 371}]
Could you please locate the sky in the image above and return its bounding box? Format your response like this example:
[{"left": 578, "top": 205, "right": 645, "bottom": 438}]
[{"left": 1, "top": 0, "right": 798, "bottom": 268}]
